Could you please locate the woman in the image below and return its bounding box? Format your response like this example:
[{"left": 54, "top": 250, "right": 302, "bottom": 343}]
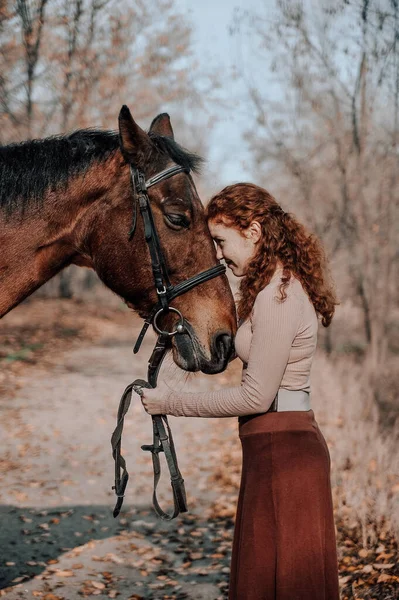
[{"left": 139, "top": 183, "right": 340, "bottom": 600}]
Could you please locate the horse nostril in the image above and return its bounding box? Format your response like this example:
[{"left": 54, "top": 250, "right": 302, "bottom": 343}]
[{"left": 215, "top": 333, "right": 233, "bottom": 363}]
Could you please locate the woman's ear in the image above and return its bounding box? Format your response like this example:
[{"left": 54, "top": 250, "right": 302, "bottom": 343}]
[{"left": 248, "top": 221, "right": 262, "bottom": 244}]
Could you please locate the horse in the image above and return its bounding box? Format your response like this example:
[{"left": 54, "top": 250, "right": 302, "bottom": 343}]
[{"left": 0, "top": 106, "right": 236, "bottom": 374}]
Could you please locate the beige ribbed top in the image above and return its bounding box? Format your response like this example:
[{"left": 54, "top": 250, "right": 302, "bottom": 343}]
[{"left": 160, "top": 268, "right": 318, "bottom": 418}]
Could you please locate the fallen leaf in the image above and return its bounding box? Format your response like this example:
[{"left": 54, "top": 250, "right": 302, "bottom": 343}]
[
  {"left": 90, "top": 581, "right": 105, "bottom": 590},
  {"left": 189, "top": 552, "right": 203, "bottom": 560},
  {"left": 376, "top": 552, "right": 394, "bottom": 560},
  {"left": 377, "top": 573, "right": 396, "bottom": 583},
  {"left": 362, "top": 565, "right": 374, "bottom": 573}
]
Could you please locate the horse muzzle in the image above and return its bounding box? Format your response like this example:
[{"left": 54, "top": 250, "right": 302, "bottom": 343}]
[{"left": 172, "top": 322, "right": 234, "bottom": 374}]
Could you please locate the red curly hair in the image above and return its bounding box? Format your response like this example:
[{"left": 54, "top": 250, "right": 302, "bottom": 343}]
[{"left": 206, "top": 183, "right": 338, "bottom": 326}]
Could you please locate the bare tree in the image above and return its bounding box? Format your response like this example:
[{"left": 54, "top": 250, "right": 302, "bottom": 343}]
[
  {"left": 0, "top": 0, "right": 203, "bottom": 140},
  {"left": 235, "top": 0, "right": 399, "bottom": 404},
  {"left": 16, "top": 0, "right": 49, "bottom": 137}
]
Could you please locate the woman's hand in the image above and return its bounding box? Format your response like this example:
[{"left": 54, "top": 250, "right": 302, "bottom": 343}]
[{"left": 136, "top": 380, "right": 172, "bottom": 415}]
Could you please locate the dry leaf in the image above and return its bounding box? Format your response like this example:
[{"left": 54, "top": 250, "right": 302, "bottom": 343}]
[
  {"left": 376, "top": 552, "right": 394, "bottom": 560},
  {"left": 362, "top": 565, "right": 374, "bottom": 573},
  {"left": 377, "top": 573, "right": 395, "bottom": 583},
  {"left": 90, "top": 581, "right": 105, "bottom": 590}
]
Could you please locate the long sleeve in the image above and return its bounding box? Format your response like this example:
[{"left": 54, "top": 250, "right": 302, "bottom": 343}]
[{"left": 160, "top": 284, "right": 305, "bottom": 418}]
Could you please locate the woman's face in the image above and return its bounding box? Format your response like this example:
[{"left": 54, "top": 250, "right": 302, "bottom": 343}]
[{"left": 208, "top": 220, "right": 260, "bottom": 277}]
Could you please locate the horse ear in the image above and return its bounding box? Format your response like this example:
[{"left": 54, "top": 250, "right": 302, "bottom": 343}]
[
  {"left": 149, "top": 113, "right": 174, "bottom": 139},
  {"left": 118, "top": 105, "right": 150, "bottom": 164}
]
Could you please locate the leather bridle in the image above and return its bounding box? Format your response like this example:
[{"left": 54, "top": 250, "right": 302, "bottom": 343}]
[{"left": 111, "top": 163, "right": 226, "bottom": 520}]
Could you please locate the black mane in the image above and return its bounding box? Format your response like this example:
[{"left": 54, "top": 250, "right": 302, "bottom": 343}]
[
  {"left": 149, "top": 132, "right": 203, "bottom": 175},
  {"left": 0, "top": 130, "right": 119, "bottom": 215},
  {"left": 0, "top": 128, "right": 203, "bottom": 215}
]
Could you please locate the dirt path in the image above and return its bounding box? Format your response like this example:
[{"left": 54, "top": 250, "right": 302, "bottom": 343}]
[
  {"left": 0, "top": 300, "right": 241, "bottom": 600},
  {"left": 4, "top": 300, "right": 399, "bottom": 600}
]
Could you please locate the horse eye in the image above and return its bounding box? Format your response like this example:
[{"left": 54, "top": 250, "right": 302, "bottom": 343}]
[{"left": 165, "top": 213, "right": 190, "bottom": 229}]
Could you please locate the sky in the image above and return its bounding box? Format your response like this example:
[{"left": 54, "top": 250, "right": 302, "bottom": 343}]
[{"left": 171, "top": 0, "right": 275, "bottom": 187}]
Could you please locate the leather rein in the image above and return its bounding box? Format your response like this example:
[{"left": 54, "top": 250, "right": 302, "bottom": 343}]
[{"left": 111, "top": 163, "right": 226, "bottom": 520}]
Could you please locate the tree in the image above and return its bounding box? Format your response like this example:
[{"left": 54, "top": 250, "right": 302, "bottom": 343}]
[
  {"left": 0, "top": 0, "right": 202, "bottom": 140},
  {"left": 235, "top": 0, "right": 399, "bottom": 405}
]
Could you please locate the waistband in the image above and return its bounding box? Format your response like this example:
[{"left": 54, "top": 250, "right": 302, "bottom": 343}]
[{"left": 239, "top": 409, "right": 317, "bottom": 437}]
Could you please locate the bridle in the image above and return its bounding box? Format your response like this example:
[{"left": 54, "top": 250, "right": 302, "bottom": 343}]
[{"left": 111, "top": 162, "right": 226, "bottom": 520}]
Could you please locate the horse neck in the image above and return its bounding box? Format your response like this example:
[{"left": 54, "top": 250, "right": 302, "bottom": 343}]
[{"left": 0, "top": 154, "right": 127, "bottom": 318}]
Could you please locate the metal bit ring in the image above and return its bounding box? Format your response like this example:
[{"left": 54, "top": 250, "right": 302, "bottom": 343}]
[{"left": 153, "top": 307, "right": 184, "bottom": 337}]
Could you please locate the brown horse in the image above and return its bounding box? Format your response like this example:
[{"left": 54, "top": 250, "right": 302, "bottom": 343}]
[{"left": 0, "top": 106, "right": 236, "bottom": 373}]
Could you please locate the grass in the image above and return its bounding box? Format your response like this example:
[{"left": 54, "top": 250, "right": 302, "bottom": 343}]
[
  {"left": 311, "top": 352, "right": 399, "bottom": 546},
  {"left": 0, "top": 343, "right": 44, "bottom": 363}
]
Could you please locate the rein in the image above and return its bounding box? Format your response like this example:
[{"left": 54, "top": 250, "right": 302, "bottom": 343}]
[{"left": 111, "top": 163, "right": 226, "bottom": 520}]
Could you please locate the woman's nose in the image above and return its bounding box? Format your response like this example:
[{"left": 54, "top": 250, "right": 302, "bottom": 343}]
[{"left": 216, "top": 246, "right": 224, "bottom": 261}]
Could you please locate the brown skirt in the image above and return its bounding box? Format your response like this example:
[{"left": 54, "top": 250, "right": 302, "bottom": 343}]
[{"left": 229, "top": 409, "right": 340, "bottom": 600}]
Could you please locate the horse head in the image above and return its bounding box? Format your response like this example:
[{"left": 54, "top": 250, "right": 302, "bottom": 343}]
[{"left": 75, "top": 106, "right": 236, "bottom": 373}]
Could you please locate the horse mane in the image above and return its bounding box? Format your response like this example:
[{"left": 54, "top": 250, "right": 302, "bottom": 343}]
[
  {"left": 0, "top": 128, "right": 203, "bottom": 216},
  {"left": 149, "top": 132, "right": 203, "bottom": 175}
]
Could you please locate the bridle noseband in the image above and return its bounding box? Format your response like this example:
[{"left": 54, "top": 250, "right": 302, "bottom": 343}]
[{"left": 111, "top": 162, "right": 226, "bottom": 520}]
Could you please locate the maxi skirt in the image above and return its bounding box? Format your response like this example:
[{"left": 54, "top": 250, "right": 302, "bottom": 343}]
[{"left": 228, "top": 409, "right": 340, "bottom": 600}]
